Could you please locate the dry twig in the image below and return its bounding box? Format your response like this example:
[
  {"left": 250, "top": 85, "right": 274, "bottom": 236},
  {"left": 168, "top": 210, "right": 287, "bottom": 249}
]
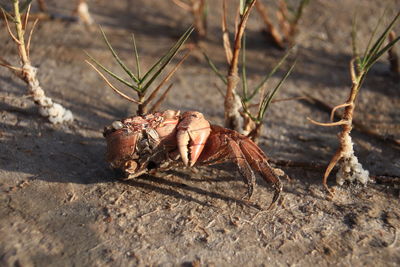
[
  {"left": 255, "top": 0, "right": 285, "bottom": 49},
  {"left": 172, "top": 0, "right": 207, "bottom": 40},
  {"left": 0, "top": 1, "right": 73, "bottom": 124},
  {"left": 302, "top": 94, "right": 400, "bottom": 148},
  {"left": 255, "top": 0, "right": 310, "bottom": 49},
  {"left": 1, "top": 0, "right": 95, "bottom": 25}
]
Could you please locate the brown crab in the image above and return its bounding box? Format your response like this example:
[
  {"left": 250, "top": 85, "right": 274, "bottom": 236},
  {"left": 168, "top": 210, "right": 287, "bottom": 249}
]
[{"left": 104, "top": 110, "right": 282, "bottom": 206}]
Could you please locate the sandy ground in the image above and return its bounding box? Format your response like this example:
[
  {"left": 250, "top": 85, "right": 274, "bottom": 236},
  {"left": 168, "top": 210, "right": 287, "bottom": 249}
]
[{"left": 1, "top": 0, "right": 399, "bottom": 266}]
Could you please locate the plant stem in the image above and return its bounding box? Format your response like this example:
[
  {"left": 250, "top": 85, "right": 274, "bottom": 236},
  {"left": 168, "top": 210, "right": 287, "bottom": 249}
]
[
  {"left": 2, "top": 0, "right": 74, "bottom": 123},
  {"left": 193, "top": 0, "right": 207, "bottom": 40},
  {"left": 322, "top": 63, "right": 368, "bottom": 192},
  {"left": 137, "top": 92, "right": 146, "bottom": 115},
  {"left": 224, "top": 0, "right": 257, "bottom": 132},
  {"left": 37, "top": 0, "right": 48, "bottom": 12},
  {"left": 388, "top": 31, "right": 399, "bottom": 75},
  {"left": 255, "top": 0, "right": 285, "bottom": 49},
  {"left": 13, "top": 0, "right": 29, "bottom": 64},
  {"left": 247, "top": 122, "right": 262, "bottom": 142}
]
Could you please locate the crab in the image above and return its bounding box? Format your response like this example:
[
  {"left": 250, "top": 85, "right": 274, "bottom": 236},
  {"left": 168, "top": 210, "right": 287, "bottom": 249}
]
[{"left": 103, "top": 110, "right": 282, "bottom": 206}]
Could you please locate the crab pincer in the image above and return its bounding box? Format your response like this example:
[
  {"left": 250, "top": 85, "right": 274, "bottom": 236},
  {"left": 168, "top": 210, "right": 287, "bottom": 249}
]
[
  {"left": 177, "top": 111, "right": 211, "bottom": 167},
  {"left": 103, "top": 110, "right": 282, "bottom": 208}
]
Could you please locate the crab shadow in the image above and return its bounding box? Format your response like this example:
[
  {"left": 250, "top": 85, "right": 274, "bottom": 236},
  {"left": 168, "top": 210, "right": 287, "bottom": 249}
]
[
  {"left": 0, "top": 102, "right": 328, "bottom": 206},
  {"left": 0, "top": 105, "right": 258, "bottom": 208},
  {"left": 0, "top": 103, "right": 365, "bottom": 207},
  {"left": 121, "top": 173, "right": 257, "bottom": 208}
]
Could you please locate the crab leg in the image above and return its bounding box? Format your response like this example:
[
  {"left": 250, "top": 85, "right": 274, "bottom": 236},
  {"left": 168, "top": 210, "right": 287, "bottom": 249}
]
[
  {"left": 198, "top": 125, "right": 281, "bottom": 206},
  {"left": 238, "top": 137, "right": 282, "bottom": 205},
  {"left": 226, "top": 139, "right": 256, "bottom": 199},
  {"left": 193, "top": 134, "right": 256, "bottom": 200}
]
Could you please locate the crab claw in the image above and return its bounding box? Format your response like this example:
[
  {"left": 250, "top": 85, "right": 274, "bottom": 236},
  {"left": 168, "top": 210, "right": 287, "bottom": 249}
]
[{"left": 177, "top": 111, "right": 211, "bottom": 167}]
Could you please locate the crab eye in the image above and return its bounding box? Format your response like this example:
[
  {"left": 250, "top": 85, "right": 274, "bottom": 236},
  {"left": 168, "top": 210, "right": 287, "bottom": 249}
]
[{"left": 112, "top": 121, "right": 124, "bottom": 130}]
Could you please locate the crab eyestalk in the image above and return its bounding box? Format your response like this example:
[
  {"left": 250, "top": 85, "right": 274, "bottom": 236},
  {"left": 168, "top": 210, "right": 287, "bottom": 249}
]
[{"left": 103, "top": 110, "right": 282, "bottom": 207}]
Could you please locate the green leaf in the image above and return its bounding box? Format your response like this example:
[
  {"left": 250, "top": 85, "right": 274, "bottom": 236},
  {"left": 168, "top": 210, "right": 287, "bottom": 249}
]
[
  {"left": 132, "top": 33, "right": 141, "bottom": 80},
  {"left": 351, "top": 15, "right": 362, "bottom": 68},
  {"left": 247, "top": 48, "right": 292, "bottom": 101},
  {"left": 365, "top": 35, "right": 400, "bottom": 71},
  {"left": 239, "top": 0, "right": 245, "bottom": 15},
  {"left": 140, "top": 26, "right": 194, "bottom": 92},
  {"left": 361, "top": 9, "right": 387, "bottom": 65},
  {"left": 100, "top": 26, "right": 139, "bottom": 84},
  {"left": 362, "top": 11, "right": 399, "bottom": 70},
  {"left": 239, "top": 0, "right": 255, "bottom": 15},
  {"left": 292, "top": 0, "right": 310, "bottom": 25},
  {"left": 258, "top": 60, "right": 296, "bottom": 120},
  {"left": 85, "top": 51, "right": 140, "bottom": 92},
  {"left": 203, "top": 51, "right": 227, "bottom": 84},
  {"left": 140, "top": 26, "right": 194, "bottom": 85},
  {"left": 19, "top": 0, "right": 34, "bottom": 12},
  {"left": 240, "top": 98, "right": 258, "bottom": 122}
]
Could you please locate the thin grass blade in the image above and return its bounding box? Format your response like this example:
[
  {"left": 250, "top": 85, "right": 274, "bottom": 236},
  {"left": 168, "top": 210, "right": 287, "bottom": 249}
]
[
  {"left": 293, "top": 0, "right": 310, "bottom": 25},
  {"left": 258, "top": 60, "right": 296, "bottom": 120},
  {"left": 203, "top": 52, "right": 227, "bottom": 84},
  {"left": 132, "top": 33, "right": 141, "bottom": 80},
  {"left": 240, "top": 98, "right": 258, "bottom": 122},
  {"left": 85, "top": 51, "right": 139, "bottom": 92},
  {"left": 351, "top": 15, "right": 362, "bottom": 68},
  {"left": 149, "top": 83, "right": 174, "bottom": 113},
  {"left": 362, "top": 11, "right": 400, "bottom": 69},
  {"left": 139, "top": 26, "right": 194, "bottom": 86},
  {"left": 361, "top": 9, "right": 387, "bottom": 64},
  {"left": 100, "top": 27, "right": 139, "bottom": 84},
  {"left": 365, "top": 35, "right": 400, "bottom": 71},
  {"left": 240, "top": 0, "right": 255, "bottom": 15},
  {"left": 239, "top": 0, "right": 247, "bottom": 15},
  {"left": 248, "top": 49, "right": 291, "bottom": 101},
  {"left": 20, "top": 0, "right": 34, "bottom": 12},
  {"left": 85, "top": 60, "right": 140, "bottom": 104},
  {"left": 143, "top": 49, "right": 191, "bottom": 106},
  {"left": 140, "top": 26, "right": 194, "bottom": 92}
]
